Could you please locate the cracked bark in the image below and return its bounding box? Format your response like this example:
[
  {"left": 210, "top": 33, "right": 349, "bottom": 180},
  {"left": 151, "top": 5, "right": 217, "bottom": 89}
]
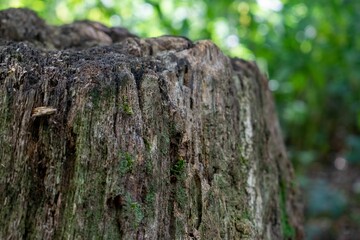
[{"left": 0, "top": 8, "right": 303, "bottom": 240}]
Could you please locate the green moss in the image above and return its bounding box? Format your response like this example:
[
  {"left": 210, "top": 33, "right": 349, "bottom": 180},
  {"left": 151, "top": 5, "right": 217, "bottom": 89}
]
[
  {"left": 90, "top": 85, "right": 114, "bottom": 109},
  {"left": 279, "top": 180, "right": 296, "bottom": 239},
  {"left": 132, "top": 203, "right": 144, "bottom": 227},
  {"left": 122, "top": 96, "right": 133, "bottom": 115},
  {"left": 145, "top": 186, "right": 156, "bottom": 218},
  {"left": 159, "top": 131, "right": 170, "bottom": 156},
  {"left": 242, "top": 210, "right": 251, "bottom": 221},
  {"left": 118, "top": 151, "right": 134, "bottom": 175},
  {"left": 174, "top": 218, "right": 186, "bottom": 238},
  {"left": 124, "top": 194, "right": 144, "bottom": 228},
  {"left": 85, "top": 205, "right": 103, "bottom": 237},
  {"left": 170, "top": 158, "right": 186, "bottom": 177},
  {"left": 170, "top": 158, "right": 187, "bottom": 209},
  {"left": 59, "top": 190, "right": 77, "bottom": 237},
  {"left": 90, "top": 88, "right": 101, "bottom": 108},
  {"left": 160, "top": 146, "right": 169, "bottom": 156},
  {"left": 237, "top": 144, "right": 250, "bottom": 169},
  {"left": 145, "top": 188, "right": 155, "bottom": 207},
  {"left": 175, "top": 186, "right": 187, "bottom": 209},
  {"left": 145, "top": 158, "right": 153, "bottom": 175}
]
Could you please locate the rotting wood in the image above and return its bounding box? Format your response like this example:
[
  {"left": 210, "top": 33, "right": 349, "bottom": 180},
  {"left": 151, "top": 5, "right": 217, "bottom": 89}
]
[{"left": 0, "top": 8, "right": 303, "bottom": 240}]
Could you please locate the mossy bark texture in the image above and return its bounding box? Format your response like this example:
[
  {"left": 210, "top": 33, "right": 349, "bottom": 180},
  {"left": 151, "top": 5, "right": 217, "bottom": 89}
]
[{"left": 0, "top": 8, "right": 303, "bottom": 240}]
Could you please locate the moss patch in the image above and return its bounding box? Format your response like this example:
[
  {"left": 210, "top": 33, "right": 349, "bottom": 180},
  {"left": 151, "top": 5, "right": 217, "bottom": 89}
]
[
  {"left": 279, "top": 180, "right": 295, "bottom": 239},
  {"left": 121, "top": 96, "right": 133, "bottom": 115},
  {"left": 170, "top": 158, "right": 186, "bottom": 178},
  {"left": 118, "top": 151, "right": 134, "bottom": 175},
  {"left": 145, "top": 186, "right": 156, "bottom": 218},
  {"left": 124, "top": 194, "right": 144, "bottom": 228}
]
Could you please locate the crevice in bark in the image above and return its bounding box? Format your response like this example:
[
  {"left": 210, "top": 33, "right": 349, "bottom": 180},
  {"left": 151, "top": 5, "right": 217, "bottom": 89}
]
[
  {"left": 176, "top": 58, "right": 192, "bottom": 89},
  {"left": 112, "top": 71, "right": 121, "bottom": 138},
  {"left": 168, "top": 122, "right": 183, "bottom": 239},
  {"left": 24, "top": 122, "right": 47, "bottom": 239},
  {"left": 194, "top": 173, "right": 202, "bottom": 230},
  {"left": 113, "top": 194, "right": 126, "bottom": 237},
  {"left": 157, "top": 75, "right": 170, "bottom": 106},
  {"left": 130, "top": 65, "right": 144, "bottom": 92}
]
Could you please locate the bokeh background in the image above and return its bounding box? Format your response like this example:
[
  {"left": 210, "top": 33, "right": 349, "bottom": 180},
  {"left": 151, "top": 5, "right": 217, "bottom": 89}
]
[{"left": 1, "top": 0, "right": 360, "bottom": 239}]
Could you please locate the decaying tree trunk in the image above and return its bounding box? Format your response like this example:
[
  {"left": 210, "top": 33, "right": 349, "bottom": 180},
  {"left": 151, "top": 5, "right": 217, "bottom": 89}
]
[{"left": 0, "top": 8, "right": 303, "bottom": 240}]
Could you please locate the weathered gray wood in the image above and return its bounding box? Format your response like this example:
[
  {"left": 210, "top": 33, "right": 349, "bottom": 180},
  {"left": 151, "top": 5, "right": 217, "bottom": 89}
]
[{"left": 0, "top": 8, "right": 303, "bottom": 240}]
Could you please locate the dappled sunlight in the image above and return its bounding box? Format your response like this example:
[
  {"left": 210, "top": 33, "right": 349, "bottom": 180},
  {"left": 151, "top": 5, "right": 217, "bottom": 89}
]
[{"left": 256, "top": 0, "right": 283, "bottom": 12}]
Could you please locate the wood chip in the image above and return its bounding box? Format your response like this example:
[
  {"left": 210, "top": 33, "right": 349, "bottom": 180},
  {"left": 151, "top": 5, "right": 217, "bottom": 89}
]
[{"left": 31, "top": 106, "right": 57, "bottom": 117}]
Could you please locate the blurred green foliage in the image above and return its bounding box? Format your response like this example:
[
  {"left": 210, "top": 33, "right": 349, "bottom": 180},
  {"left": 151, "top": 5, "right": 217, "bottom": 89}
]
[{"left": 305, "top": 179, "right": 347, "bottom": 218}]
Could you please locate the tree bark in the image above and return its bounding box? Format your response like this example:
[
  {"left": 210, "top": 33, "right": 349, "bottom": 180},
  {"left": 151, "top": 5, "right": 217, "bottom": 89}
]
[{"left": 0, "top": 8, "right": 303, "bottom": 240}]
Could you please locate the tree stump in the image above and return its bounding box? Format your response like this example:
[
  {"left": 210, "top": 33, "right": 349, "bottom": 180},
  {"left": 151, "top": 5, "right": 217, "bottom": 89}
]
[{"left": 0, "top": 8, "right": 303, "bottom": 240}]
